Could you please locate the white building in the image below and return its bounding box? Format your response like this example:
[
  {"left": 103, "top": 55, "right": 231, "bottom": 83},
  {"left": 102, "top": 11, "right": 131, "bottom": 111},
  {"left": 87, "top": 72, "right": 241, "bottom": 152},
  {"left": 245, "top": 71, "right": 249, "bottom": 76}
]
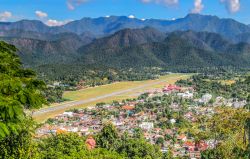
[
  {"left": 139, "top": 122, "right": 154, "bottom": 130},
  {"left": 232, "top": 100, "right": 247, "bottom": 108},
  {"left": 199, "top": 93, "right": 212, "bottom": 104},
  {"left": 63, "top": 112, "right": 73, "bottom": 117},
  {"left": 170, "top": 119, "right": 176, "bottom": 124},
  {"left": 177, "top": 91, "right": 193, "bottom": 99}
]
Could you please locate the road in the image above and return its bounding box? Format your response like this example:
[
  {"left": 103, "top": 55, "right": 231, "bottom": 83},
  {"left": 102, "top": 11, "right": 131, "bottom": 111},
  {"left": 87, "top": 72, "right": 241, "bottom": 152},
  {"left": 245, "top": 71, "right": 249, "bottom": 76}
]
[{"left": 33, "top": 75, "right": 186, "bottom": 117}]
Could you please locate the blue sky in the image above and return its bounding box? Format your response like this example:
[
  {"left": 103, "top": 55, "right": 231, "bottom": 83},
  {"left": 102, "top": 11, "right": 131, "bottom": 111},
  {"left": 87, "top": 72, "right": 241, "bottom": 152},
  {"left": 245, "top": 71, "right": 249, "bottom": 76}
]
[{"left": 0, "top": 0, "right": 249, "bottom": 26}]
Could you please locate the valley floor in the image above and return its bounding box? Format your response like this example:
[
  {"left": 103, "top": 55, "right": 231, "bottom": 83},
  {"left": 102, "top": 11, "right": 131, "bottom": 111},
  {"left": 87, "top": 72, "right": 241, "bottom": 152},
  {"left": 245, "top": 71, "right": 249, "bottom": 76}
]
[{"left": 33, "top": 73, "right": 191, "bottom": 122}]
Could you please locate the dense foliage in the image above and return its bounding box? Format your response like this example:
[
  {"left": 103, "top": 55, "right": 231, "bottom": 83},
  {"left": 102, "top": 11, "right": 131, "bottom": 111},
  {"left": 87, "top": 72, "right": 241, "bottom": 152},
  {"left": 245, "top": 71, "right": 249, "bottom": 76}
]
[
  {"left": 0, "top": 41, "right": 46, "bottom": 138},
  {"left": 38, "top": 133, "right": 123, "bottom": 159},
  {"left": 0, "top": 118, "right": 38, "bottom": 159},
  {"left": 36, "top": 65, "right": 163, "bottom": 87},
  {"left": 95, "top": 123, "right": 162, "bottom": 159},
  {"left": 200, "top": 108, "right": 250, "bottom": 159},
  {"left": 176, "top": 71, "right": 250, "bottom": 100}
]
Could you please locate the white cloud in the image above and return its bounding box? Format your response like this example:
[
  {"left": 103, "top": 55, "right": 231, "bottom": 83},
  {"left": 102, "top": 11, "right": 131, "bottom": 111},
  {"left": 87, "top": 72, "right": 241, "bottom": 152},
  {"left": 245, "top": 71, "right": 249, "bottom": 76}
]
[
  {"left": 46, "top": 19, "right": 72, "bottom": 26},
  {"left": 191, "top": 0, "right": 204, "bottom": 13},
  {"left": 128, "top": 15, "right": 135, "bottom": 19},
  {"left": 34, "top": 9, "right": 71, "bottom": 27},
  {"left": 164, "top": 0, "right": 179, "bottom": 5},
  {"left": 140, "top": 0, "right": 179, "bottom": 6},
  {"left": 67, "top": 0, "right": 89, "bottom": 10},
  {"left": 220, "top": 0, "right": 240, "bottom": 13},
  {"left": 0, "top": 11, "right": 12, "bottom": 21},
  {"left": 141, "top": 0, "right": 151, "bottom": 3},
  {"left": 67, "top": 1, "right": 75, "bottom": 10},
  {"left": 35, "top": 10, "right": 48, "bottom": 19}
]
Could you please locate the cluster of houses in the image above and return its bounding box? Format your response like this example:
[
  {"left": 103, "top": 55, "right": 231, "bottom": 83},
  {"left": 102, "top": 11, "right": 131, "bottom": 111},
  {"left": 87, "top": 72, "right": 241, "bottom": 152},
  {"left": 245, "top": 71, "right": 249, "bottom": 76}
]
[{"left": 37, "top": 84, "right": 247, "bottom": 159}]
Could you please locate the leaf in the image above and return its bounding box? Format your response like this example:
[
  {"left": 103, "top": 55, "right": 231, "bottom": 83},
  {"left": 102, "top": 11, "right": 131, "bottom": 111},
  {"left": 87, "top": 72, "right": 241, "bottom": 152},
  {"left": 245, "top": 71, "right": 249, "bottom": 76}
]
[{"left": 0, "top": 122, "right": 10, "bottom": 138}]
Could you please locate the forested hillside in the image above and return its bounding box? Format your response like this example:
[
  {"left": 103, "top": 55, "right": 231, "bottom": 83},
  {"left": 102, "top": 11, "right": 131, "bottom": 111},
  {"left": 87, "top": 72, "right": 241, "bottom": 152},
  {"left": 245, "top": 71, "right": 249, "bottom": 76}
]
[
  {"left": 77, "top": 29, "right": 250, "bottom": 69},
  {"left": 0, "top": 14, "right": 250, "bottom": 85}
]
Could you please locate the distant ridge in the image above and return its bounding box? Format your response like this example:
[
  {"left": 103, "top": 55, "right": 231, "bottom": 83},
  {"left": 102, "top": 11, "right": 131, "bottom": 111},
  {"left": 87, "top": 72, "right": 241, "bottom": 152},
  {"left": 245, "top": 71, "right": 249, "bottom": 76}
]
[{"left": 1, "top": 14, "right": 250, "bottom": 42}]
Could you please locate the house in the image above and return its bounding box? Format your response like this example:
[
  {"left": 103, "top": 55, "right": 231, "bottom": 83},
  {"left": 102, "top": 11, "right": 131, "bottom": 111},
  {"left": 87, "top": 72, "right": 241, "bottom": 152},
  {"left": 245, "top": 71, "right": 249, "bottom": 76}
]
[
  {"left": 67, "top": 127, "right": 78, "bottom": 132},
  {"left": 163, "top": 84, "right": 181, "bottom": 93},
  {"left": 63, "top": 112, "right": 74, "bottom": 117},
  {"left": 122, "top": 105, "right": 135, "bottom": 111},
  {"left": 183, "top": 141, "right": 195, "bottom": 151},
  {"left": 112, "top": 120, "right": 123, "bottom": 126},
  {"left": 139, "top": 122, "right": 154, "bottom": 130},
  {"left": 199, "top": 93, "right": 212, "bottom": 104},
  {"left": 144, "top": 132, "right": 151, "bottom": 140},
  {"left": 165, "top": 129, "right": 174, "bottom": 135},
  {"left": 80, "top": 127, "right": 89, "bottom": 132},
  {"left": 232, "top": 100, "right": 247, "bottom": 108},
  {"left": 177, "top": 134, "right": 187, "bottom": 142},
  {"left": 214, "top": 96, "right": 226, "bottom": 106},
  {"left": 177, "top": 91, "right": 194, "bottom": 99},
  {"left": 170, "top": 119, "right": 176, "bottom": 124},
  {"left": 154, "top": 128, "right": 162, "bottom": 133},
  {"left": 161, "top": 147, "right": 169, "bottom": 153},
  {"left": 196, "top": 141, "right": 208, "bottom": 151}
]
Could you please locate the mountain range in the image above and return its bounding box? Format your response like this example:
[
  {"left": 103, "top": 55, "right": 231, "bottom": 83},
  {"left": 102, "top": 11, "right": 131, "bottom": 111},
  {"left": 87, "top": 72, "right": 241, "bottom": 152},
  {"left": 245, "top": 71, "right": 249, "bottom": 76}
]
[
  {"left": 1, "top": 14, "right": 250, "bottom": 41},
  {"left": 77, "top": 28, "right": 250, "bottom": 68},
  {"left": 0, "top": 14, "right": 250, "bottom": 71}
]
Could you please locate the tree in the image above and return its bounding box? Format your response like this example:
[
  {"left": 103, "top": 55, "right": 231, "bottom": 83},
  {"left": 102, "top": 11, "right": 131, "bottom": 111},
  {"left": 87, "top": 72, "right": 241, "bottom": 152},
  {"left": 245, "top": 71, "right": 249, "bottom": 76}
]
[
  {"left": 38, "top": 133, "right": 124, "bottom": 159},
  {"left": 95, "top": 123, "right": 121, "bottom": 151},
  {"left": 38, "top": 133, "right": 86, "bottom": 159},
  {"left": 133, "top": 128, "right": 144, "bottom": 139},
  {"left": 0, "top": 118, "right": 39, "bottom": 159},
  {"left": 201, "top": 108, "right": 250, "bottom": 158},
  {"left": 162, "top": 150, "right": 173, "bottom": 159},
  {"left": 156, "top": 137, "right": 164, "bottom": 147},
  {"left": 0, "top": 41, "right": 46, "bottom": 138},
  {"left": 118, "top": 138, "right": 162, "bottom": 159}
]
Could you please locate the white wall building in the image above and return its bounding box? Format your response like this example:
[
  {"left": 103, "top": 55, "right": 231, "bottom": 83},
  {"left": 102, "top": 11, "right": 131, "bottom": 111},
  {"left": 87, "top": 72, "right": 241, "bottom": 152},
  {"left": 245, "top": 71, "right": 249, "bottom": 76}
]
[{"left": 139, "top": 122, "right": 154, "bottom": 130}]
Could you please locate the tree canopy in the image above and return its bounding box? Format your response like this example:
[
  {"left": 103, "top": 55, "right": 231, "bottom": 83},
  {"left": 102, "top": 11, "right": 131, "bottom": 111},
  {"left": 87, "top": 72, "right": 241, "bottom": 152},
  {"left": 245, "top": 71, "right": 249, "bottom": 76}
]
[{"left": 0, "top": 41, "right": 46, "bottom": 138}]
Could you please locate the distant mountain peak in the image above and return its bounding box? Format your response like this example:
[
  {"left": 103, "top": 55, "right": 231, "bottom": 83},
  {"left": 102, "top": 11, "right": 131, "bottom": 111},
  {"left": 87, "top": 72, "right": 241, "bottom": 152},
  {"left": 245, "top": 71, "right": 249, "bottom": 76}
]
[{"left": 185, "top": 13, "right": 218, "bottom": 18}]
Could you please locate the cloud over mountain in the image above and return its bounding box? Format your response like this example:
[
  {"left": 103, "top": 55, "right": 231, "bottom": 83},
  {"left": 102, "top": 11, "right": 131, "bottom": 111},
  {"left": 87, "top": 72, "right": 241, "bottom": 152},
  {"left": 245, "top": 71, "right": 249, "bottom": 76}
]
[
  {"left": 191, "top": 0, "right": 204, "bottom": 13},
  {"left": 46, "top": 19, "right": 72, "bottom": 26},
  {"left": 0, "top": 11, "right": 12, "bottom": 21}
]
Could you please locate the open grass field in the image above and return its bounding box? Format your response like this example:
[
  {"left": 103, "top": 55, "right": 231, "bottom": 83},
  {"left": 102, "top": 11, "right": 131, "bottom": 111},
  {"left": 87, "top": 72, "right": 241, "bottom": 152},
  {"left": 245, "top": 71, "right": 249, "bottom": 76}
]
[
  {"left": 33, "top": 73, "right": 192, "bottom": 122},
  {"left": 203, "top": 79, "right": 236, "bottom": 85},
  {"left": 218, "top": 80, "right": 236, "bottom": 85}
]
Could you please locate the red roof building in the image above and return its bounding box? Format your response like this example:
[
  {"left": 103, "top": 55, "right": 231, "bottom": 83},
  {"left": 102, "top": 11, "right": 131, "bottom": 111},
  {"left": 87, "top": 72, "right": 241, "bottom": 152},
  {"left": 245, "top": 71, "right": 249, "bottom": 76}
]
[
  {"left": 184, "top": 141, "right": 195, "bottom": 151},
  {"left": 196, "top": 141, "right": 209, "bottom": 151},
  {"left": 163, "top": 84, "right": 181, "bottom": 92},
  {"left": 122, "top": 105, "right": 135, "bottom": 110}
]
